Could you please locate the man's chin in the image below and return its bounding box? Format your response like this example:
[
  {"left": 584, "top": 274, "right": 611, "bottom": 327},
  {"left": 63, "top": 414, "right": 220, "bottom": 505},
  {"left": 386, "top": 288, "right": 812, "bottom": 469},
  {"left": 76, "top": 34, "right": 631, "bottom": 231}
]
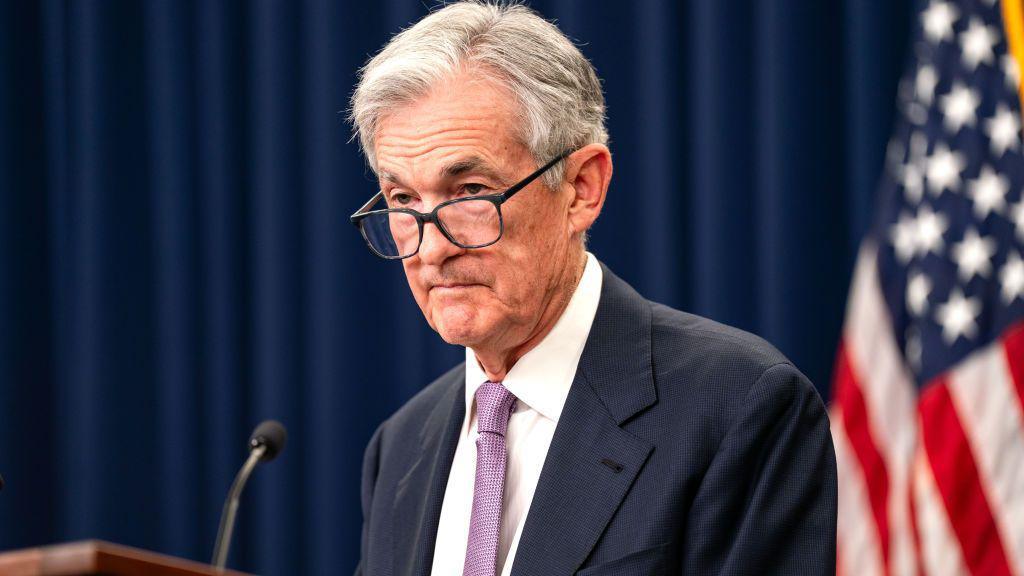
[
  {"left": 427, "top": 300, "right": 492, "bottom": 346},
  {"left": 434, "top": 322, "right": 488, "bottom": 347},
  {"left": 431, "top": 309, "right": 492, "bottom": 347}
]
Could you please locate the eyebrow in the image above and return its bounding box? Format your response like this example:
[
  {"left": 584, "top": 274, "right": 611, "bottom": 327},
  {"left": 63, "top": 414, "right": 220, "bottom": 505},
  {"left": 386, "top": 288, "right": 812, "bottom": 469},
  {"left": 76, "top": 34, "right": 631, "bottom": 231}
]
[
  {"left": 378, "top": 156, "right": 507, "bottom": 188},
  {"left": 379, "top": 171, "right": 403, "bottom": 186},
  {"left": 439, "top": 156, "right": 503, "bottom": 181}
]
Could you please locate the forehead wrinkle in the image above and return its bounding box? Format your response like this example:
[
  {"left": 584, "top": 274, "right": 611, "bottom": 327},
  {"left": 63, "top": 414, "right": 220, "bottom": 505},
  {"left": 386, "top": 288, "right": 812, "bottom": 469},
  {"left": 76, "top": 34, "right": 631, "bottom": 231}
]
[
  {"left": 381, "top": 100, "right": 509, "bottom": 137},
  {"left": 376, "top": 134, "right": 514, "bottom": 186},
  {"left": 376, "top": 129, "right": 500, "bottom": 159},
  {"left": 375, "top": 112, "right": 513, "bottom": 162},
  {"left": 375, "top": 124, "right": 500, "bottom": 160}
]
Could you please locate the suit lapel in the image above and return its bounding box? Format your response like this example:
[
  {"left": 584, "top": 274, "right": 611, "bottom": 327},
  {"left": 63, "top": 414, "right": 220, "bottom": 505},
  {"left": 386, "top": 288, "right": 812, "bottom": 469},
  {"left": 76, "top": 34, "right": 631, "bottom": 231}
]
[
  {"left": 509, "top": 372, "right": 654, "bottom": 575},
  {"left": 511, "top": 264, "right": 658, "bottom": 575},
  {"left": 392, "top": 367, "right": 466, "bottom": 576}
]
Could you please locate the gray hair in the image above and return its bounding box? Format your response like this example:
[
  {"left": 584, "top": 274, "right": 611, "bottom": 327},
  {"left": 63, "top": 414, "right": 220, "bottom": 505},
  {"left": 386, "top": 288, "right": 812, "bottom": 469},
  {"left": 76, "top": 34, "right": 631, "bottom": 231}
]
[{"left": 349, "top": 0, "right": 608, "bottom": 189}]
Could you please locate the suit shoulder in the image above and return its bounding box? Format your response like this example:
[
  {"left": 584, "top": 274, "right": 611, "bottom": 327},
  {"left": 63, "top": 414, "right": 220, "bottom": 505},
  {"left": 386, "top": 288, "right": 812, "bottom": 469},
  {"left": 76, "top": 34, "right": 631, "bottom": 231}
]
[
  {"left": 643, "top": 302, "right": 823, "bottom": 464},
  {"left": 649, "top": 301, "right": 791, "bottom": 382},
  {"left": 646, "top": 302, "right": 822, "bottom": 420}
]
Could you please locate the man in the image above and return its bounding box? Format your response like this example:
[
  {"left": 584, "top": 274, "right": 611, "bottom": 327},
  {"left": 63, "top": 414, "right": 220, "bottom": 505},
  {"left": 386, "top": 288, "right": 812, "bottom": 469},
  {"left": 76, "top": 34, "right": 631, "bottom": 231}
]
[{"left": 349, "top": 2, "right": 836, "bottom": 575}]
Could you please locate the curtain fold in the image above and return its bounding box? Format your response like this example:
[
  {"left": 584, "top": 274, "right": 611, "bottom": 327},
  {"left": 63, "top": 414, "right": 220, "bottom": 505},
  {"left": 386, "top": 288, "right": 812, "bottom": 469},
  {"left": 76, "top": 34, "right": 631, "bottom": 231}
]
[{"left": 0, "top": 1, "right": 911, "bottom": 573}]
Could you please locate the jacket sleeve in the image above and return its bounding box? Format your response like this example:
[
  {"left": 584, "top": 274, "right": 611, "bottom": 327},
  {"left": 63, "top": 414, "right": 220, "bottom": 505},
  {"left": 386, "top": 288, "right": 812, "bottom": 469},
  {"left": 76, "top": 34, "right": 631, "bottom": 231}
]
[
  {"left": 354, "top": 420, "right": 386, "bottom": 576},
  {"left": 682, "top": 363, "right": 837, "bottom": 575}
]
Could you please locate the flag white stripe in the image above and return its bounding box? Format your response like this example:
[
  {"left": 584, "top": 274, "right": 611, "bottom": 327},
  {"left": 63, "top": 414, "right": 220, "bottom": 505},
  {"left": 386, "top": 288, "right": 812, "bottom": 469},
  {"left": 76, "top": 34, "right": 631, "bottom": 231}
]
[
  {"left": 833, "top": 406, "right": 887, "bottom": 576},
  {"left": 913, "top": 445, "right": 970, "bottom": 576},
  {"left": 947, "top": 343, "right": 1024, "bottom": 576}
]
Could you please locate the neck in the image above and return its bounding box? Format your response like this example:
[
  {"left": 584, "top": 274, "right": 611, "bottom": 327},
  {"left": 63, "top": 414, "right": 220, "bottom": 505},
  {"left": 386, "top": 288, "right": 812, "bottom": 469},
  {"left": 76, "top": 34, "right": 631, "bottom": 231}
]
[{"left": 473, "top": 250, "right": 588, "bottom": 381}]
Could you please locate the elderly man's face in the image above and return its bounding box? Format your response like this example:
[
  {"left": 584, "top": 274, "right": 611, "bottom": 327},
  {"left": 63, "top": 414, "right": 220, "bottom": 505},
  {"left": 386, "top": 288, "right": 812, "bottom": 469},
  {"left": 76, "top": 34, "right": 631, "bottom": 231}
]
[{"left": 373, "top": 71, "right": 578, "bottom": 351}]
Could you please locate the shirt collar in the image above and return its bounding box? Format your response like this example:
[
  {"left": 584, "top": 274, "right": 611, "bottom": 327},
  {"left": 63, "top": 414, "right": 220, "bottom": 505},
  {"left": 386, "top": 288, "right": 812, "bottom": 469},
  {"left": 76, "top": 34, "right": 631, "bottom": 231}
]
[{"left": 465, "top": 252, "right": 603, "bottom": 425}]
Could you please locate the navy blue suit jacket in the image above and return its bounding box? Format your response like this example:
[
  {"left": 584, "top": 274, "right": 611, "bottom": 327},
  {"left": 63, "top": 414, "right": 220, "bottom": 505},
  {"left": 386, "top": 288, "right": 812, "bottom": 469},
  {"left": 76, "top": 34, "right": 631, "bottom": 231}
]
[{"left": 357, "top": 264, "right": 837, "bottom": 575}]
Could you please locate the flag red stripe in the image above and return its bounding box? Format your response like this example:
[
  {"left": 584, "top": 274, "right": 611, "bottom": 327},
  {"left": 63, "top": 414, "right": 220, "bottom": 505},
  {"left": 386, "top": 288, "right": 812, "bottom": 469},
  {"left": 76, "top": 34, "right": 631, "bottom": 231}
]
[
  {"left": 1003, "top": 322, "right": 1024, "bottom": 415},
  {"left": 917, "top": 380, "right": 1014, "bottom": 576},
  {"left": 833, "top": 343, "right": 890, "bottom": 572}
]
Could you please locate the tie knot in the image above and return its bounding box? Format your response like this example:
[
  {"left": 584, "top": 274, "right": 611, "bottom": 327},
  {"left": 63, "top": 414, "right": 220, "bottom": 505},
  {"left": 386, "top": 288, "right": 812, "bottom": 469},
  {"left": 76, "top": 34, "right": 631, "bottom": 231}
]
[{"left": 475, "top": 381, "right": 517, "bottom": 436}]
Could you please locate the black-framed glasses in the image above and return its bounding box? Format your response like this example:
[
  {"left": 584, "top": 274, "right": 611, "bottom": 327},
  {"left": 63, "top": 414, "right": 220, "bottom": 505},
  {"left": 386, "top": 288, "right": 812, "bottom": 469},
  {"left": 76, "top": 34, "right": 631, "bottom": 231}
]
[{"left": 350, "top": 151, "right": 570, "bottom": 260}]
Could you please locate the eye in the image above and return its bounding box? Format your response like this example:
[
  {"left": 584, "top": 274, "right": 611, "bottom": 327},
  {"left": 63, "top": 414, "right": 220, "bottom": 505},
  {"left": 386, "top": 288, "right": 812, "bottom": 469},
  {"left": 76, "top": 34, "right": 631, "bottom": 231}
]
[
  {"left": 388, "top": 192, "right": 415, "bottom": 206},
  {"left": 461, "top": 183, "right": 488, "bottom": 196}
]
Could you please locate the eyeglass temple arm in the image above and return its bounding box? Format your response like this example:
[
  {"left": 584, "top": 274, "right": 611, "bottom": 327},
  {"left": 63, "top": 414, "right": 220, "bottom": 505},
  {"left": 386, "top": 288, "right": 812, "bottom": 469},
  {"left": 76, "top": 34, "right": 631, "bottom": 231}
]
[
  {"left": 351, "top": 191, "right": 384, "bottom": 221},
  {"left": 500, "top": 150, "right": 571, "bottom": 201}
]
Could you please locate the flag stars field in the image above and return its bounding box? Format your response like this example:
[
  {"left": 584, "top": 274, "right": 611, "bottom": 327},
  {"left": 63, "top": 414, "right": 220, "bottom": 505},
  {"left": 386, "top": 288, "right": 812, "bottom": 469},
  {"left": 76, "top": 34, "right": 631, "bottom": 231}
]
[
  {"left": 915, "top": 206, "right": 950, "bottom": 256},
  {"left": 1001, "top": 252, "right": 1024, "bottom": 303},
  {"left": 939, "top": 82, "right": 981, "bottom": 133},
  {"left": 966, "top": 165, "right": 1009, "bottom": 218},
  {"left": 923, "top": 0, "right": 959, "bottom": 44},
  {"left": 958, "top": 17, "right": 999, "bottom": 71},
  {"left": 907, "top": 271, "right": 934, "bottom": 316},
  {"left": 935, "top": 288, "right": 982, "bottom": 343},
  {"left": 901, "top": 162, "right": 927, "bottom": 203},
  {"left": 951, "top": 227, "right": 997, "bottom": 281},
  {"left": 892, "top": 212, "right": 921, "bottom": 263},
  {"left": 917, "top": 65, "right": 940, "bottom": 106},
  {"left": 983, "top": 103, "right": 1021, "bottom": 156},
  {"left": 900, "top": 132, "right": 931, "bottom": 203},
  {"left": 925, "top": 144, "right": 967, "bottom": 194},
  {"left": 1012, "top": 200, "right": 1024, "bottom": 240}
]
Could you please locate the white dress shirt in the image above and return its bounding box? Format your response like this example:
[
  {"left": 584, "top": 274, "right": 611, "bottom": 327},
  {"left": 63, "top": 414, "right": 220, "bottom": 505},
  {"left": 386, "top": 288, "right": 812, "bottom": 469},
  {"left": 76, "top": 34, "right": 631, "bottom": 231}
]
[{"left": 429, "top": 252, "right": 603, "bottom": 576}]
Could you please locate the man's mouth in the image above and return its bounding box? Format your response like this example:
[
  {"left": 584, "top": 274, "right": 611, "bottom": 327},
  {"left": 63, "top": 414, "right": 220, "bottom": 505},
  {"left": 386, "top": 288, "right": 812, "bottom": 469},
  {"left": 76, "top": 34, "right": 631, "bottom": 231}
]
[{"left": 430, "top": 282, "right": 482, "bottom": 292}]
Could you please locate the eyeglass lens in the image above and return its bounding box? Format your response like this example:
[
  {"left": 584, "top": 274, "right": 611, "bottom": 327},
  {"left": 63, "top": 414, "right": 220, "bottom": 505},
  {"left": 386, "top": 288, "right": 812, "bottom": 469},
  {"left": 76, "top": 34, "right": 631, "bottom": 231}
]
[{"left": 359, "top": 198, "right": 502, "bottom": 258}]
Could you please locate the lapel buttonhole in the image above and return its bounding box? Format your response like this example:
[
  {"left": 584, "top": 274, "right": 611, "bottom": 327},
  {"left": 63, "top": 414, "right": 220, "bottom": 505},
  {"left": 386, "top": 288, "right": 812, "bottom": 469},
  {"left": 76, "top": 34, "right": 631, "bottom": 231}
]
[{"left": 600, "top": 458, "right": 624, "bottom": 473}]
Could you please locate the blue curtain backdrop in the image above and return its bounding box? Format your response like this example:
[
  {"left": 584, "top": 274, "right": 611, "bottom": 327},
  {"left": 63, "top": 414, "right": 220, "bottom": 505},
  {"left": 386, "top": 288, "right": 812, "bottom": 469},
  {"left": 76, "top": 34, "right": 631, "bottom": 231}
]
[{"left": 0, "top": 0, "right": 911, "bottom": 574}]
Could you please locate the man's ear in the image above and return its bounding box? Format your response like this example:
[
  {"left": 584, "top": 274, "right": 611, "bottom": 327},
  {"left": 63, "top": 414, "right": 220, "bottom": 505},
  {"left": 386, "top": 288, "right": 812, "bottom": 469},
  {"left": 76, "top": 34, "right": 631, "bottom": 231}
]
[{"left": 563, "top": 144, "right": 612, "bottom": 238}]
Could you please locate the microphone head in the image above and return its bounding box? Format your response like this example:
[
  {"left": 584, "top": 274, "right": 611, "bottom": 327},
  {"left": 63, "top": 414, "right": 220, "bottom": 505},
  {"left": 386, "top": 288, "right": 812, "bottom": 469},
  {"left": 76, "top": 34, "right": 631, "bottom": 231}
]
[{"left": 249, "top": 420, "right": 287, "bottom": 462}]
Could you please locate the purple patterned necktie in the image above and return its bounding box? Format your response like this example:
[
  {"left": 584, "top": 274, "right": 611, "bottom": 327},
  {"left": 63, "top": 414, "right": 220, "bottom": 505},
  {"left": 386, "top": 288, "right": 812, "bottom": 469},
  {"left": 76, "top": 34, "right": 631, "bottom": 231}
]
[{"left": 463, "top": 381, "right": 518, "bottom": 576}]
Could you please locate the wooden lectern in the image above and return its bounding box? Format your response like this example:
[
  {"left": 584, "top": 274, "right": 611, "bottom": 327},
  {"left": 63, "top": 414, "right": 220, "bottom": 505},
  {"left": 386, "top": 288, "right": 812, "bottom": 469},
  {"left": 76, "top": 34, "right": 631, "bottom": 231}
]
[{"left": 0, "top": 540, "right": 254, "bottom": 576}]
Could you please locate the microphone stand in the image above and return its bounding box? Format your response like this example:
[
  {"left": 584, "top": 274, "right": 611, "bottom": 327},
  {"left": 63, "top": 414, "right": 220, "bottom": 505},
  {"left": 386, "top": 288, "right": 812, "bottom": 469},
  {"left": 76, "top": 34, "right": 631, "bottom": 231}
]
[{"left": 212, "top": 444, "right": 266, "bottom": 570}]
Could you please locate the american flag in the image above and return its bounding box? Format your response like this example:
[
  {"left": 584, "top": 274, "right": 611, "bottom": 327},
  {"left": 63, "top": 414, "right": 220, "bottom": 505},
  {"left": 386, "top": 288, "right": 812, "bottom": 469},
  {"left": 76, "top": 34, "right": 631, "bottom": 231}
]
[{"left": 831, "top": 0, "right": 1024, "bottom": 575}]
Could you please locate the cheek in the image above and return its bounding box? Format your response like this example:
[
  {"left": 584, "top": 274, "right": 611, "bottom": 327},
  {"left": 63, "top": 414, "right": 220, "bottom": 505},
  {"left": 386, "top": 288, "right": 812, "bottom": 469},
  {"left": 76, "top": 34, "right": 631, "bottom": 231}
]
[
  {"left": 517, "top": 199, "right": 570, "bottom": 250},
  {"left": 502, "top": 214, "right": 569, "bottom": 279},
  {"left": 488, "top": 258, "right": 545, "bottom": 315},
  {"left": 403, "top": 265, "right": 432, "bottom": 316}
]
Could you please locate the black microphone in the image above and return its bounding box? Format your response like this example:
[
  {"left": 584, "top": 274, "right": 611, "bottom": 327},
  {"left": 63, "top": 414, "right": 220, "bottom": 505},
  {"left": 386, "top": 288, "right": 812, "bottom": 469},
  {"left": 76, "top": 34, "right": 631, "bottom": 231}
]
[{"left": 211, "top": 420, "right": 287, "bottom": 570}]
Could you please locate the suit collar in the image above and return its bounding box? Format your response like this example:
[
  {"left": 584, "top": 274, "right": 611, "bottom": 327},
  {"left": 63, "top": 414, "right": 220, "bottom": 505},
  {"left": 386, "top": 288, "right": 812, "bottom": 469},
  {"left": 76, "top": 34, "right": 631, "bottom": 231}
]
[{"left": 578, "top": 262, "right": 657, "bottom": 425}]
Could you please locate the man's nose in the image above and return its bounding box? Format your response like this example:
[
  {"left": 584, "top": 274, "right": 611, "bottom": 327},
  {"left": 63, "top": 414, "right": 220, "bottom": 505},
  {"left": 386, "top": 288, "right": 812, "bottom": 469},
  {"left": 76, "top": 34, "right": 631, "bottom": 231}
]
[{"left": 417, "top": 221, "right": 463, "bottom": 265}]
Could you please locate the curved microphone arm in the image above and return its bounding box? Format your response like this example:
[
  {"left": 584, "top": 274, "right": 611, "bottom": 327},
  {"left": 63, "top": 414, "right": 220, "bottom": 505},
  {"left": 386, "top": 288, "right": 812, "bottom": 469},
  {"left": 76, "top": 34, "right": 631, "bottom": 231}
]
[{"left": 212, "top": 444, "right": 266, "bottom": 570}]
